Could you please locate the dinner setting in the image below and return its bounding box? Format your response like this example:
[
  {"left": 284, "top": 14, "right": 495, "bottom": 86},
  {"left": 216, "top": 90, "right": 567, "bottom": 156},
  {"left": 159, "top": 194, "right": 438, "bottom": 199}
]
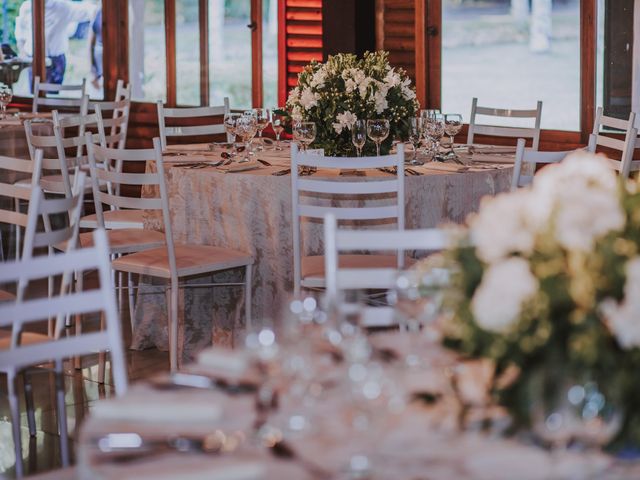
[{"left": 1, "top": 1, "right": 640, "bottom": 479}]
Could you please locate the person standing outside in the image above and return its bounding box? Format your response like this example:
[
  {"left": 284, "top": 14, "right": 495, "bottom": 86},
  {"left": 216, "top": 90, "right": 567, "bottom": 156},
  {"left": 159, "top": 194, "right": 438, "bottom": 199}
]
[
  {"left": 89, "top": 6, "right": 102, "bottom": 89},
  {"left": 14, "top": 0, "right": 95, "bottom": 86}
]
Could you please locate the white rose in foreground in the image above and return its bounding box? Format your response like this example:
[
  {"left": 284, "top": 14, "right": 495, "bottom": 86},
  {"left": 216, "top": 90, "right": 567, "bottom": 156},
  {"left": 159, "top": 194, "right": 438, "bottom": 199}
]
[
  {"left": 601, "top": 258, "right": 640, "bottom": 349},
  {"left": 471, "top": 257, "right": 539, "bottom": 333},
  {"left": 533, "top": 152, "right": 625, "bottom": 251},
  {"left": 470, "top": 189, "right": 547, "bottom": 264}
]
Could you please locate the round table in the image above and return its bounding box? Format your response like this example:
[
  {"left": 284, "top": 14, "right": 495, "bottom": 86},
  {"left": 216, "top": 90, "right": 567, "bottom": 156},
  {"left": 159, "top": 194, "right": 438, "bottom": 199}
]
[{"left": 132, "top": 145, "right": 513, "bottom": 363}]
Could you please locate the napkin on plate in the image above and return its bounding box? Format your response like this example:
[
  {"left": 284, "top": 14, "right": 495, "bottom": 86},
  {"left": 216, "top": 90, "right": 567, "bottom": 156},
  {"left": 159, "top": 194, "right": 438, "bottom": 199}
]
[
  {"left": 420, "top": 162, "right": 469, "bottom": 173},
  {"left": 217, "top": 160, "right": 261, "bottom": 173},
  {"left": 465, "top": 144, "right": 517, "bottom": 154},
  {"left": 196, "top": 346, "right": 251, "bottom": 377},
  {"left": 91, "top": 387, "right": 222, "bottom": 424}
]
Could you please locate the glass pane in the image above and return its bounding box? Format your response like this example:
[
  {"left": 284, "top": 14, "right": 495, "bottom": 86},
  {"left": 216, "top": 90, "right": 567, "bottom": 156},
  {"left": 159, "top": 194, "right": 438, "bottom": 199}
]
[
  {"left": 262, "top": 0, "right": 278, "bottom": 108},
  {"left": 1, "top": 0, "right": 32, "bottom": 96},
  {"left": 176, "top": 0, "right": 200, "bottom": 105},
  {"left": 129, "top": 0, "right": 166, "bottom": 102},
  {"left": 441, "top": 0, "right": 581, "bottom": 131},
  {"left": 209, "top": 0, "right": 252, "bottom": 109},
  {"left": 596, "top": 0, "right": 635, "bottom": 123}
]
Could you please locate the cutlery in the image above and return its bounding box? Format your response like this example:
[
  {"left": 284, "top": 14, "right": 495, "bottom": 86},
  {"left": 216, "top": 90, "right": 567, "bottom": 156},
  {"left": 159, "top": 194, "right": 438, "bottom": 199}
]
[
  {"left": 150, "top": 372, "right": 256, "bottom": 394},
  {"left": 269, "top": 439, "right": 333, "bottom": 479},
  {"left": 256, "top": 158, "right": 272, "bottom": 167},
  {"left": 272, "top": 168, "right": 290, "bottom": 176}
]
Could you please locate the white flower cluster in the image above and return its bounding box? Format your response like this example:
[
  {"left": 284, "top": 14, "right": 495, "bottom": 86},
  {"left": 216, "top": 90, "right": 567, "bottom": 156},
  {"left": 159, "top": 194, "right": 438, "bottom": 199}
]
[
  {"left": 471, "top": 257, "right": 539, "bottom": 333},
  {"left": 601, "top": 258, "right": 640, "bottom": 349},
  {"left": 470, "top": 152, "right": 625, "bottom": 264},
  {"left": 333, "top": 111, "right": 358, "bottom": 135}
]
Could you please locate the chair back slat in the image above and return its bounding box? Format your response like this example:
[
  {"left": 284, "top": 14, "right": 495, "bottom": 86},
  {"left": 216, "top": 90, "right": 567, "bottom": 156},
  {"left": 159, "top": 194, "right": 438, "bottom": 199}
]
[
  {"left": 32, "top": 76, "right": 87, "bottom": 113},
  {"left": 467, "top": 97, "right": 543, "bottom": 150},
  {"left": 511, "top": 138, "right": 575, "bottom": 190},
  {"left": 157, "top": 98, "right": 230, "bottom": 150},
  {"left": 291, "top": 143, "right": 405, "bottom": 294},
  {"left": 587, "top": 107, "right": 638, "bottom": 178}
]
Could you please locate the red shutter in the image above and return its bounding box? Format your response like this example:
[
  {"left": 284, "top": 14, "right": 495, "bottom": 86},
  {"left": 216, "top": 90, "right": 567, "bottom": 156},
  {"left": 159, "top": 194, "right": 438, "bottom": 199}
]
[{"left": 278, "top": 0, "right": 324, "bottom": 105}]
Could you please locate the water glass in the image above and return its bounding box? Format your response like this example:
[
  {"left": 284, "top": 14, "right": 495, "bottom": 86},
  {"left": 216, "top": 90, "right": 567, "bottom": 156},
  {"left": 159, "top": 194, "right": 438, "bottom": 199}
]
[
  {"left": 224, "top": 113, "right": 241, "bottom": 142},
  {"left": 408, "top": 117, "right": 424, "bottom": 164},
  {"left": 420, "top": 109, "right": 440, "bottom": 124},
  {"left": 271, "top": 108, "right": 286, "bottom": 151},
  {"left": 253, "top": 108, "right": 270, "bottom": 151},
  {"left": 351, "top": 119, "right": 367, "bottom": 157},
  {"left": 425, "top": 113, "right": 445, "bottom": 161},
  {"left": 444, "top": 114, "right": 463, "bottom": 160},
  {"left": 366, "top": 119, "right": 390, "bottom": 156},
  {"left": 235, "top": 115, "right": 258, "bottom": 162},
  {"left": 0, "top": 84, "right": 13, "bottom": 120},
  {"left": 293, "top": 121, "right": 317, "bottom": 151}
]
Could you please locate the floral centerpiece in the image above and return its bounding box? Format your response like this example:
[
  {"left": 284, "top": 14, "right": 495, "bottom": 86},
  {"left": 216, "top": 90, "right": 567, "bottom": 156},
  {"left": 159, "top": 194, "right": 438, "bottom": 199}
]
[
  {"left": 440, "top": 151, "right": 640, "bottom": 447},
  {"left": 286, "top": 51, "right": 419, "bottom": 157}
]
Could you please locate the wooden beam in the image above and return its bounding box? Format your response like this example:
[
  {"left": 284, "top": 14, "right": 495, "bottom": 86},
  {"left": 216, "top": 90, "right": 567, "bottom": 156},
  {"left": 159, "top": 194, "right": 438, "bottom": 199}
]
[
  {"left": 414, "top": 0, "right": 428, "bottom": 108},
  {"left": 426, "top": 0, "right": 441, "bottom": 110},
  {"left": 375, "top": 0, "right": 384, "bottom": 51},
  {"left": 277, "top": 0, "right": 287, "bottom": 106},
  {"left": 581, "top": 0, "right": 597, "bottom": 142},
  {"left": 251, "top": 0, "right": 264, "bottom": 107},
  {"left": 165, "top": 0, "right": 177, "bottom": 106},
  {"left": 102, "top": 0, "right": 128, "bottom": 100},
  {"left": 32, "top": 0, "right": 46, "bottom": 84},
  {"left": 199, "top": 0, "right": 210, "bottom": 106}
]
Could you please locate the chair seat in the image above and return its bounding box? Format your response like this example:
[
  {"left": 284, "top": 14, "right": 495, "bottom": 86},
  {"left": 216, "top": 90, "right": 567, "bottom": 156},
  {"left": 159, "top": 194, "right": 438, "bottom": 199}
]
[
  {"left": 301, "top": 254, "right": 415, "bottom": 288},
  {"left": 79, "top": 209, "right": 146, "bottom": 230},
  {"left": 15, "top": 174, "right": 106, "bottom": 195},
  {"left": 111, "top": 244, "right": 253, "bottom": 279},
  {"left": 0, "top": 329, "right": 49, "bottom": 350},
  {"left": 0, "top": 289, "right": 15, "bottom": 303},
  {"left": 57, "top": 228, "right": 165, "bottom": 255}
]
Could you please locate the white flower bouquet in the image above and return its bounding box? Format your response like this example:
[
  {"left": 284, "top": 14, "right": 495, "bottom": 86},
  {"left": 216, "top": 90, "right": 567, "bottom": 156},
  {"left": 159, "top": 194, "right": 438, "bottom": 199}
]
[
  {"left": 440, "top": 151, "right": 640, "bottom": 447},
  {"left": 286, "top": 51, "right": 419, "bottom": 157}
]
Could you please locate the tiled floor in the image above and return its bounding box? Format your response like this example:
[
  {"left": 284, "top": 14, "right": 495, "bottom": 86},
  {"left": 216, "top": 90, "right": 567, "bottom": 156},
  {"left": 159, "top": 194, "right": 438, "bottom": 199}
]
[{"left": 0, "top": 277, "right": 169, "bottom": 478}]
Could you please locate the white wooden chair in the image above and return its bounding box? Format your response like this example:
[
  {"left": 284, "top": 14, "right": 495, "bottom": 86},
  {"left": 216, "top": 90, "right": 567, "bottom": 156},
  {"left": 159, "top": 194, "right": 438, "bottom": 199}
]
[
  {"left": 323, "top": 213, "right": 449, "bottom": 328},
  {"left": 587, "top": 107, "right": 638, "bottom": 178},
  {"left": 467, "top": 97, "right": 543, "bottom": 150},
  {"left": 0, "top": 229, "right": 128, "bottom": 478},
  {"left": 32, "top": 76, "right": 87, "bottom": 113},
  {"left": 157, "top": 98, "right": 231, "bottom": 150},
  {"left": 89, "top": 80, "right": 131, "bottom": 150},
  {"left": 291, "top": 143, "right": 406, "bottom": 296},
  {"left": 0, "top": 152, "right": 42, "bottom": 264},
  {"left": 511, "top": 138, "right": 575, "bottom": 191},
  {"left": 91, "top": 138, "right": 253, "bottom": 371}
]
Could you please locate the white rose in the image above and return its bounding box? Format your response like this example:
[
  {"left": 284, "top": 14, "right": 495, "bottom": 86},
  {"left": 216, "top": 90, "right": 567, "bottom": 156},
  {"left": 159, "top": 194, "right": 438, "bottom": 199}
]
[
  {"left": 601, "top": 258, "right": 640, "bottom": 349},
  {"left": 471, "top": 257, "right": 539, "bottom": 333},
  {"left": 470, "top": 189, "right": 548, "bottom": 264}
]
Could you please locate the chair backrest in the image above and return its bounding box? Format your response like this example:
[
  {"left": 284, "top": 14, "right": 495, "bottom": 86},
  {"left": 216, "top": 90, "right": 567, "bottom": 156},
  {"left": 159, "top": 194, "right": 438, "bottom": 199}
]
[
  {"left": 467, "top": 97, "right": 543, "bottom": 150},
  {"left": 86, "top": 137, "right": 177, "bottom": 281},
  {"left": 0, "top": 152, "right": 43, "bottom": 260},
  {"left": 0, "top": 228, "right": 128, "bottom": 394},
  {"left": 51, "top": 108, "right": 105, "bottom": 196},
  {"left": 157, "top": 98, "right": 230, "bottom": 150},
  {"left": 32, "top": 76, "right": 88, "bottom": 113},
  {"left": 291, "top": 143, "right": 405, "bottom": 295},
  {"left": 90, "top": 80, "right": 131, "bottom": 150},
  {"left": 511, "top": 138, "right": 574, "bottom": 191},
  {"left": 323, "top": 213, "right": 449, "bottom": 327},
  {"left": 587, "top": 107, "right": 638, "bottom": 178}
]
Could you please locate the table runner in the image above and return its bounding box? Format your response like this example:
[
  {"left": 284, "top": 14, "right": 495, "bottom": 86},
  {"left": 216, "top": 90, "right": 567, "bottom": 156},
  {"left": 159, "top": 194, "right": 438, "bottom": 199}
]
[{"left": 131, "top": 144, "right": 513, "bottom": 363}]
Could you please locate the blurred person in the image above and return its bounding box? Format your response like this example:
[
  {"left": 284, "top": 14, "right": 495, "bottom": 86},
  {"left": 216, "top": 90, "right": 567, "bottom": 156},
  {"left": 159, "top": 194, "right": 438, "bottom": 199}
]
[
  {"left": 89, "top": 6, "right": 102, "bottom": 89},
  {"left": 14, "top": 0, "right": 95, "bottom": 86}
]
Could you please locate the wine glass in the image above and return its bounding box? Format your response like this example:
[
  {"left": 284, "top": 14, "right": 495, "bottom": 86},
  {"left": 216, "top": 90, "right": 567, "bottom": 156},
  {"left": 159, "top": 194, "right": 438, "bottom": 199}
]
[
  {"left": 366, "top": 119, "right": 390, "bottom": 156},
  {"left": 253, "top": 108, "right": 270, "bottom": 151},
  {"left": 444, "top": 114, "right": 463, "bottom": 161},
  {"left": 293, "top": 121, "right": 316, "bottom": 152},
  {"left": 224, "top": 113, "right": 241, "bottom": 142},
  {"left": 271, "top": 108, "right": 286, "bottom": 151},
  {"left": 351, "top": 119, "right": 367, "bottom": 157},
  {"left": 0, "top": 84, "right": 13, "bottom": 120},
  {"left": 425, "top": 113, "right": 445, "bottom": 162},
  {"left": 235, "top": 115, "right": 258, "bottom": 162},
  {"left": 420, "top": 109, "right": 440, "bottom": 124},
  {"left": 407, "top": 117, "right": 424, "bottom": 165}
]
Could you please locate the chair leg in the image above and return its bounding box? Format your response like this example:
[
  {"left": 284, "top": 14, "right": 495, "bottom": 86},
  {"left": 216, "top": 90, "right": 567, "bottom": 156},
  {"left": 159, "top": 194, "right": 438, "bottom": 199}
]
[
  {"left": 54, "top": 360, "right": 70, "bottom": 467},
  {"left": 23, "top": 372, "right": 37, "bottom": 437},
  {"left": 128, "top": 273, "right": 136, "bottom": 337},
  {"left": 73, "top": 270, "right": 84, "bottom": 369},
  {"left": 168, "top": 281, "right": 179, "bottom": 372},
  {"left": 48, "top": 274, "right": 55, "bottom": 337},
  {"left": 118, "top": 270, "right": 124, "bottom": 310},
  {"left": 8, "top": 372, "right": 24, "bottom": 478},
  {"left": 244, "top": 264, "right": 253, "bottom": 331}
]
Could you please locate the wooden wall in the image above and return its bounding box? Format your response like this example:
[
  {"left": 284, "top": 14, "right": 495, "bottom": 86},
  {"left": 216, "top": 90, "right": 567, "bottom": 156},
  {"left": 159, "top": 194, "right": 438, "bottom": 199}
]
[{"left": 376, "top": 0, "right": 416, "bottom": 82}]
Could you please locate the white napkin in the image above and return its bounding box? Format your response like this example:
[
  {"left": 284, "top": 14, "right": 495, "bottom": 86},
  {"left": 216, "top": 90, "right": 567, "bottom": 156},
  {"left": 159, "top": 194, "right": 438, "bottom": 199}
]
[
  {"left": 91, "top": 388, "right": 222, "bottom": 424},
  {"left": 196, "top": 347, "right": 250, "bottom": 377},
  {"left": 218, "top": 160, "right": 262, "bottom": 173},
  {"left": 420, "top": 163, "right": 469, "bottom": 173},
  {"left": 124, "top": 462, "right": 266, "bottom": 480}
]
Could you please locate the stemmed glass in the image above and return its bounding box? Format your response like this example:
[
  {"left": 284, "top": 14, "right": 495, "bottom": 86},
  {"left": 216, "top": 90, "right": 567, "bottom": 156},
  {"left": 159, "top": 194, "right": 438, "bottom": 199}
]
[
  {"left": 271, "top": 108, "right": 286, "bottom": 151},
  {"left": 425, "top": 113, "right": 445, "bottom": 162},
  {"left": 235, "top": 115, "right": 258, "bottom": 162},
  {"left": 224, "top": 112, "right": 241, "bottom": 141},
  {"left": 408, "top": 117, "right": 424, "bottom": 165},
  {"left": 444, "top": 114, "right": 463, "bottom": 161},
  {"left": 0, "top": 84, "right": 13, "bottom": 120},
  {"left": 292, "top": 121, "right": 317, "bottom": 152},
  {"left": 420, "top": 109, "right": 440, "bottom": 124},
  {"left": 366, "top": 119, "right": 390, "bottom": 156},
  {"left": 253, "top": 108, "right": 270, "bottom": 151},
  {"left": 351, "top": 119, "right": 367, "bottom": 157}
]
